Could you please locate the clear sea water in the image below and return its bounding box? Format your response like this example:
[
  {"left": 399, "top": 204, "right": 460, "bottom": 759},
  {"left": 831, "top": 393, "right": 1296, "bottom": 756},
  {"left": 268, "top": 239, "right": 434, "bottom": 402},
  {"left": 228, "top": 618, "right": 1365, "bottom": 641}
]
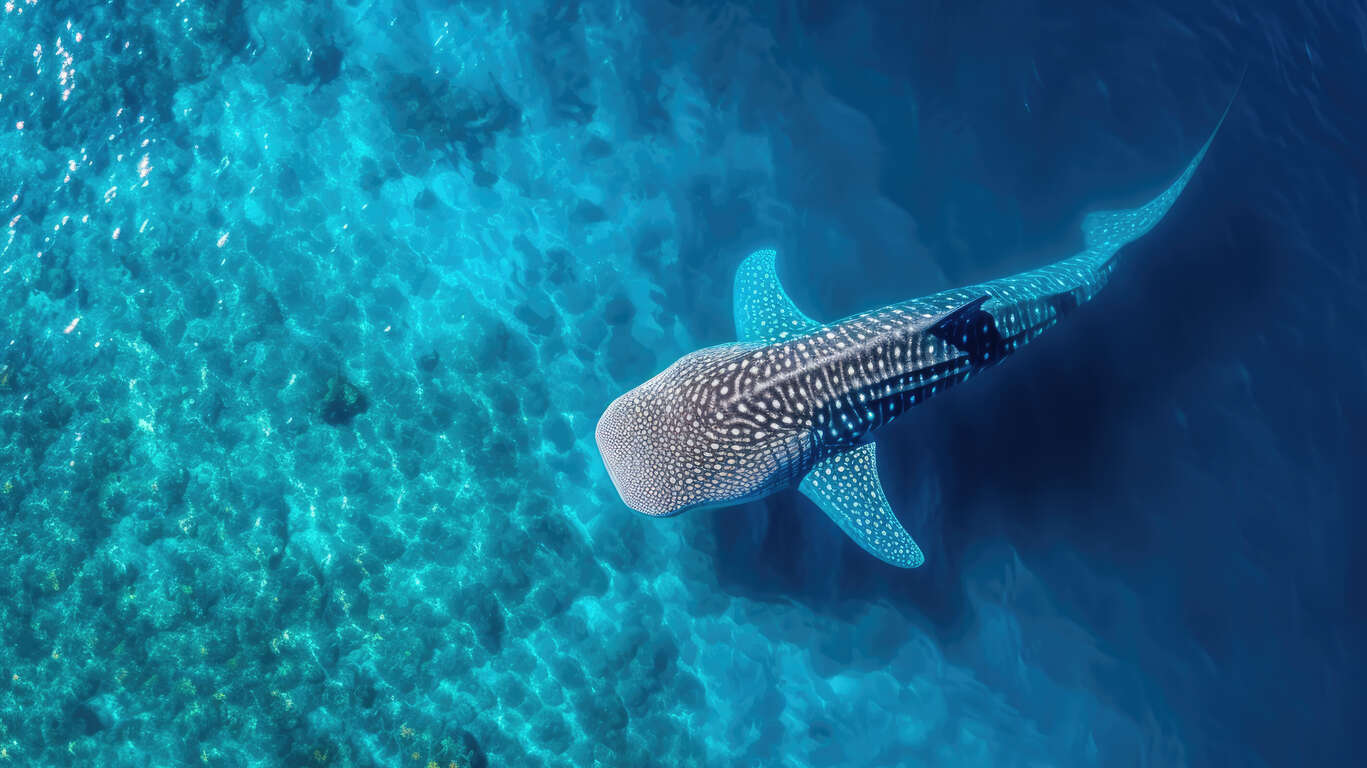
[{"left": 1, "top": 1, "right": 1360, "bottom": 766}]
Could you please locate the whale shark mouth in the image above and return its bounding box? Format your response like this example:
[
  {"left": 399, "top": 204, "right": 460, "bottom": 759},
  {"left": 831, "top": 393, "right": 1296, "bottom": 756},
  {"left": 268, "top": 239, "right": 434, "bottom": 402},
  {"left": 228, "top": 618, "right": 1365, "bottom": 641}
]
[{"left": 595, "top": 393, "right": 679, "bottom": 517}]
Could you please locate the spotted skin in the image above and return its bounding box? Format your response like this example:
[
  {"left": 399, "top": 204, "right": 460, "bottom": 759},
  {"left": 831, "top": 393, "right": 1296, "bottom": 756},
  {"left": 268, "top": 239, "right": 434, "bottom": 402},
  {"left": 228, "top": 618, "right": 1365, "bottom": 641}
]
[
  {"left": 597, "top": 98, "right": 1233, "bottom": 567},
  {"left": 799, "top": 442, "right": 922, "bottom": 567}
]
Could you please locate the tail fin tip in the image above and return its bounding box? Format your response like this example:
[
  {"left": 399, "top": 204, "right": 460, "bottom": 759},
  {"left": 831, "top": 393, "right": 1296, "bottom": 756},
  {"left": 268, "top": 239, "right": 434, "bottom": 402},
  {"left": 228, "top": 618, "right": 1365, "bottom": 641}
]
[{"left": 1082, "top": 72, "right": 1244, "bottom": 255}]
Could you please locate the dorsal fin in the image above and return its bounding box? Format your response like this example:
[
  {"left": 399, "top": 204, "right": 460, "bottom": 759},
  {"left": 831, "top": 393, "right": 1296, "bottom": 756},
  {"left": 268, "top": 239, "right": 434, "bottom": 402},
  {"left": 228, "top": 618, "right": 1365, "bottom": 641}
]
[
  {"left": 733, "top": 249, "right": 822, "bottom": 343},
  {"left": 926, "top": 294, "right": 1008, "bottom": 365},
  {"left": 927, "top": 294, "right": 990, "bottom": 337}
]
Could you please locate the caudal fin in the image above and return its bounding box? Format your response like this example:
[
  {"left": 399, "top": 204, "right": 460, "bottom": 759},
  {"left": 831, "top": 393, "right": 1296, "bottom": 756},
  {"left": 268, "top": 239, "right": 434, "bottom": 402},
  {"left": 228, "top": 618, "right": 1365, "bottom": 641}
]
[{"left": 1081, "top": 70, "right": 1244, "bottom": 258}]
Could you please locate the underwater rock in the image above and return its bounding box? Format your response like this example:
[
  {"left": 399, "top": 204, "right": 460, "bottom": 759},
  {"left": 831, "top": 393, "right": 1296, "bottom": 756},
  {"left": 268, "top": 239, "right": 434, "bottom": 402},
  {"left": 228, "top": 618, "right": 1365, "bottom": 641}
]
[
  {"left": 514, "top": 300, "right": 558, "bottom": 338},
  {"left": 673, "top": 672, "right": 707, "bottom": 710},
  {"left": 451, "top": 729, "right": 488, "bottom": 768},
  {"left": 603, "top": 293, "right": 636, "bottom": 325},
  {"left": 573, "top": 687, "right": 630, "bottom": 735},
  {"left": 473, "top": 168, "right": 499, "bottom": 188},
  {"left": 35, "top": 264, "right": 75, "bottom": 299},
  {"left": 571, "top": 200, "right": 608, "bottom": 224},
  {"left": 544, "top": 247, "right": 576, "bottom": 286},
  {"left": 605, "top": 327, "right": 654, "bottom": 382},
  {"left": 529, "top": 710, "right": 572, "bottom": 753},
  {"left": 582, "top": 136, "right": 613, "bottom": 161},
  {"left": 555, "top": 281, "right": 595, "bottom": 315},
  {"left": 312, "top": 43, "right": 344, "bottom": 84},
  {"left": 183, "top": 278, "right": 218, "bottom": 318},
  {"left": 455, "top": 587, "right": 506, "bottom": 653},
  {"left": 521, "top": 380, "right": 551, "bottom": 417},
  {"left": 527, "top": 584, "right": 570, "bottom": 620},
  {"left": 495, "top": 675, "right": 529, "bottom": 710},
  {"left": 381, "top": 72, "right": 522, "bottom": 161},
  {"left": 577, "top": 315, "right": 610, "bottom": 350},
  {"left": 367, "top": 521, "right": 406, "bottom": 564},
  {"left": 320, "top": 373, "right": 369, "bottom": 426}
]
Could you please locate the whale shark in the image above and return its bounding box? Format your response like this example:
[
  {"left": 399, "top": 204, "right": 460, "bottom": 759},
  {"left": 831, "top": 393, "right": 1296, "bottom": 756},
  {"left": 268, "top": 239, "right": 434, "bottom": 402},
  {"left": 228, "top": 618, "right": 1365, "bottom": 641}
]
[{"left": 597, "top": 96, "right": 1236, "bottom": 568}]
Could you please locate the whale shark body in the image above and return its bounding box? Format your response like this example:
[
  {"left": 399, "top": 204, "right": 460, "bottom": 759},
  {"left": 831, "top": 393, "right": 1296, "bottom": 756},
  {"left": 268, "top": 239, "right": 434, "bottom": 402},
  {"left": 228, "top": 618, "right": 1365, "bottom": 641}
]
[{"left": 597, "top": 99, "right": 1234, "bottom": 568}]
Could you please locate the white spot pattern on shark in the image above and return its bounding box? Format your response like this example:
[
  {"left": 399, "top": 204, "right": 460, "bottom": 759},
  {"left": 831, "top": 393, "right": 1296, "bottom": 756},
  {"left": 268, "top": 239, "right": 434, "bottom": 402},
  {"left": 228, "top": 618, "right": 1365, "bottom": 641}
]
[{"left": 597, "top": 88, "right": 1238, "bottom": 567}]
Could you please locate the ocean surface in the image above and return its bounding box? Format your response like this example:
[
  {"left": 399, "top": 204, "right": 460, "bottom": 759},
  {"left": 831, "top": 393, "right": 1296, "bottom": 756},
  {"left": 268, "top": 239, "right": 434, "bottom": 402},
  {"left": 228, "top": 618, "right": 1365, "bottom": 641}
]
[{"left": 1, "top": 0, "right": 1361, "bottom": 766}]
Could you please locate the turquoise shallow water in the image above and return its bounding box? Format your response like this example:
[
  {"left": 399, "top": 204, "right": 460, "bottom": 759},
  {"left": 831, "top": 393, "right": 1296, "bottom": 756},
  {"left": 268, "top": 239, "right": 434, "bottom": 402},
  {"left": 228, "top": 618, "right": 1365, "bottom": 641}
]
[{"left": 1, "top": 1, "right": 1360, "bottom": 766}]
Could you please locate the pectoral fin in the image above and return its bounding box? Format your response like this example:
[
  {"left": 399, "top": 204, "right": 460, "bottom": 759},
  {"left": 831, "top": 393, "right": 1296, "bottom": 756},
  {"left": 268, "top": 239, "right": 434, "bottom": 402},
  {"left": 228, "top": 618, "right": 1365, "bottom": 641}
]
[
  {"left": 733, "top": 249, "right": 822, "bottom": 343},
  {"left": 799, "top": 442, "right": 925, "bottom": 568}
]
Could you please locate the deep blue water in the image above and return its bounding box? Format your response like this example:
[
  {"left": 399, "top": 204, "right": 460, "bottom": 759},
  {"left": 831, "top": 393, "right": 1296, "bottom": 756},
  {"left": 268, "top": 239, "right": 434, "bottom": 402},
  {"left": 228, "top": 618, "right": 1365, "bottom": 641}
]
[{"left": 0, "top": 0, "right": 1360, "bottom": 766}]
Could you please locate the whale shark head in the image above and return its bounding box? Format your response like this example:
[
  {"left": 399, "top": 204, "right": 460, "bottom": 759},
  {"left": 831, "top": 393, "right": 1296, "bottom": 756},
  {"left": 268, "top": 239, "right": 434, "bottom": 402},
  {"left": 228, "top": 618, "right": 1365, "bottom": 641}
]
[
  {"left": 596, "top": 343, "right": 805, "bottom": 517},
  {"left": 596, "top": 386, "right": 685, "bottom": 516}
]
